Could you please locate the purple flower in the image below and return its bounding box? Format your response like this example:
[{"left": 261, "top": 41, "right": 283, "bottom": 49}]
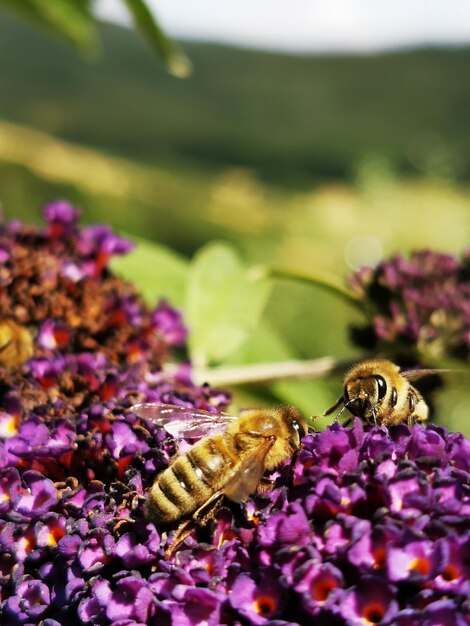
[
  {"left": 115, "top": 533, "right": 155, "bottom": 567},
  {"left": 38, "top": 319, "right": 73, "bottom": 350},
  {"left": 106, "top": 576, "right": 155, "bottom": 623},
  {"left": 78, "top": 225, "right": 133, "bottom": 277},
  {"left": 13, "top": 471, "right": 58, "bottom": 520},
  {"left": 1, "top": 208, "right": 469, "bottom": 626},
  {"left": 230, "top": 571, "right": 284, "bottom": 624},
  {"left": 78, "top": 529, "right": 116, "bottom": 573},
  {"left": 43, "top": 200, "right": 80, "bottom": 229},
  {"left": 294, "top": 561, "right": 344, "bottom": 614},
  {"left": 106, "top": 420, "right": 150, "bottom": 460},
  {"left": 0, "top": 467, "right": 21, "bottom": 514},
  {"left": 348, "top": 249, "right": 470, "bottom": 360},
  {"left": 421, "top": 599, "right": 469, "bottom": 626},
  {"left": 151, "top": 299, "right": 188, "bottom": 348},
  {"left": 3, "top": 578, "right": 51, "bottom": 622},
  {"left": 0, "top": 396, "right": 22, "bottom": 440},
  {"left": 387, "top": 540, "right": 444, "bottom": 582},
  {"left": 171, "top": 585, "right": 223, "bottom": 626},
  {"left": 78, "top": 576, "right": 112, "bottom": 624},
  {"left": 339, "top": 576, "right": 398, "bottom": 625}
]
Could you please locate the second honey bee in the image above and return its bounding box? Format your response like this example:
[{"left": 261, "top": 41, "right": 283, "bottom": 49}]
[
  {"left": 131, "top": 403, "right": 308, "bottom": 555},
  {"left": 0, "top": 319, "right": 33, "bottom": 367},
  {"left": 325, "top": 358, "right": 442, "bottom": 427}
]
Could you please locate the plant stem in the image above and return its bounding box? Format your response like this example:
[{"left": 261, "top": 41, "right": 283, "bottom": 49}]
[{"left": 183, "top": 356, "right": 351, "bottom": 387}]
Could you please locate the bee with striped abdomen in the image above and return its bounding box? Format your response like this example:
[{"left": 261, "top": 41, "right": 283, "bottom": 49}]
[
  {"left": 131, "top": 402, "right": 307, "bottom": 556},
  {"left": 325, "top": 358, "right": 446, "bottom": 427}
]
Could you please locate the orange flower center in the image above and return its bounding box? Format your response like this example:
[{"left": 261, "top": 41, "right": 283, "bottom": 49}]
[
  {"left": 362, "top": 602, "right": 386, "bottom": 624},
  {"left": 217, "top": 530, "right": 237, "bottom": 548},
  {"left": 47, "top": 525, "right": 65, "bottom": 547},
  {"left": 0, "top": 414, "right": 20, "bottom": 438},
  {"left": 409, "top": 557, "right": 431, "bottom": 576},
  {"left": 441, "top": 564, "right": 459, "bottom": 582},
  {"left": 373, "top": 547, "right": 386, "bottom": 569},
  {"left": 254, "top": 595, "right": 276, "bottom": 616},
  {"left": 311, "top": 578, "right": 337, "bottom": 602}
]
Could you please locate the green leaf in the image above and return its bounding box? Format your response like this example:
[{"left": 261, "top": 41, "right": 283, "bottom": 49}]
[
  {"left": 266, "top": 265, "right": 366, "bottom": 311},
  {"left": 0, "top": 0, "right": 98, "bottom": 53},
  {"left": 122, "top": 0, "right": 191, "bottom": 77},
  {"left": 228, "top": 320, "right": 294, "bottom": 365},
  {"left": 272, "top": 378, "right": 340, "bottom": 431},
  {"left": 110, "top": 235, "right": 188, "bottom": 307},
  {"left": 186, "top": 242, "right": 272, "bottom": 368}
]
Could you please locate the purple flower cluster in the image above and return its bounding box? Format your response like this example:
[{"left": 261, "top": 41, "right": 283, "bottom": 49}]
[
  {"left": 1, "top": 207, "right": 469, "bottom": 625},
  {"left": 348, "top": 249, "right": 470, "bottom": 360}
]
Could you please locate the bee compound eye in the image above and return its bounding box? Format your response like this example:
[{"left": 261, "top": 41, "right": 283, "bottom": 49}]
[
  {"left": 374, "top": 375, "right": 387, "bottom": 400},
  {"left": 343, "top": 387, "right": 350, "bottom": 404}
]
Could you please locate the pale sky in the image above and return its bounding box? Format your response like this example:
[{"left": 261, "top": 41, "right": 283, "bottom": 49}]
[{"left": 95, "top": 0, "right": 470, "bottom": 53}]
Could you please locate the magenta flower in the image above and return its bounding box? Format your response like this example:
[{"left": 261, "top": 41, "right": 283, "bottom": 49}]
[
  {"left": 106, "top": 576, "right": 155, "bottom": 623},
  {"left": 43, "top": 200, "right": 80, "bottom": 230},
  {"left": 230, "top": 571, "right": 284, "bottom": 624},
  {"left": 3, "top": 578, "right": 51, "bottom": 622},
  {"left": 151, "top": 299, "right": 188, "bottom": 348},
  {"left": 339, "top": 576, "right": 398, "bottom": 625},
  {"left": 387, "top": 540, "right": 445, "bottom": 582},
  {"left": 1, "top": 207, "right": 469, "bottom": 625},
  {"left": 349, "top": 248, "right": 470, "bottom": 360},
  {"left": 13, "top": 471, "right": 58, "bottom": 520},
  {"left": 38, "top": 320, "right": 73, "bottom": 351}
]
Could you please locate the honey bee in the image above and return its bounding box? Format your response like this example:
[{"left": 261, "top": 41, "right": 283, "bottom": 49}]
[
  {"left": 131, "top": 402, "right": 308, "bottom": 556},
  {"left": 0, "top": 319, "right": 33, "bottom": 367},
  {"left": 325, "top": 358, "right": 445, "bottom": 427}
]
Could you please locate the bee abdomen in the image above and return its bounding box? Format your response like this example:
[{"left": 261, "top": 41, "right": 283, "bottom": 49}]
[
  {"left": 187, "top": 438, "right": 230, "bottom": 488},
  {"left": 146, "top": 452, "right": 216, "bottom": 524}
]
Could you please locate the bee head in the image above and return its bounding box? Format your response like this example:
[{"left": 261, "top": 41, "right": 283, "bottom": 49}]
[
  {"left": 344, "top": 373, "right": 389, "bottom": 421},
  {"left": 279, "top": 405, "right": 308, "bottom": 447}
]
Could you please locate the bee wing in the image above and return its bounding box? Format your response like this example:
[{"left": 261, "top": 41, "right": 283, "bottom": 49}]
[
  {"left": 223, "top": 436, "right": 276, "bottom": 504},
  {"left": 131, "top": 403, "right": 236, "bottom": 439},
  {"left": 402, "top": 368, "right": 453, "bottom": 382}
]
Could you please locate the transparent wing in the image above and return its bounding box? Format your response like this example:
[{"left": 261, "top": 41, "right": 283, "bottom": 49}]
[
  {"left": 223, "top": 436, "right": 276, "bottom": 503},
  {"left": 131, "top": 403, "right": 236, "bottom": 439},
  {"left": 402, "top": 368, "right": 453, "bottom": 382}
]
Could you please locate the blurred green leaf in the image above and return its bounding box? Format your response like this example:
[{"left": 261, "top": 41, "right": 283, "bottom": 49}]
[
  {"left": 0, "top": 0, "right": 97, "bottom": 52},
  {"left": 110, "top": 235, "right": 188, "bottom": 307},
  {"left": 0, "top": 0, "right": 189, "bottom": 73},
  {"left": 123, "top": 0, "right": 191, "bottom": 77},
  {"left": 186, "top": 242, "right": 272, "bottom": 368},
  {"left": 229, "top": 320, "right": 294, "bottom": 365},
  {"left": 267, "top": 265, "right": 365, "bottom": 312},
  {"left": 272, "top": 378, "right": 340, "bottom": 431}
]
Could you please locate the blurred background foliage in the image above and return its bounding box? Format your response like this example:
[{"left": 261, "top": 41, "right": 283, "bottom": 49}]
[{"left": 0, "top": 9, "right": 469, "bottom": 434}]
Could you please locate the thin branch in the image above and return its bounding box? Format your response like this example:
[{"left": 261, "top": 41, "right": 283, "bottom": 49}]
[{"left": 176, "top": 356, "right": 352, "bottom": 387}]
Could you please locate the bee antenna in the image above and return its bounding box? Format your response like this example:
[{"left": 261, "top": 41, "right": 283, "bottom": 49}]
[{"left": 336, "top": 398, "right": 354, "bottom": 421}]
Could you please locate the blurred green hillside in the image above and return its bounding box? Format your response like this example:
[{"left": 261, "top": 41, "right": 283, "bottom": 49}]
[{"left": 1, "top": 11, "right": 470, "bottom": 185}]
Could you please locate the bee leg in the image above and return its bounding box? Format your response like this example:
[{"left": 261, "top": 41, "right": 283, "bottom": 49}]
[
  {"left": 165, "top": 490, "right": 225, "bottom": 559},
  {"left": 164, "top": 519, "right": 193, "bottom": 558},
  {"left": 255, "top": 477, "right": 275, "bottom": 494},
  {"left": 323, "top": 396, "right": 344, "bottom": 417},
  {"left": 342, "top": 416, "right": 353, "bottom": 427},
  {"left": 0, "top": 339, "right": 12, "bottom": 353}
]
